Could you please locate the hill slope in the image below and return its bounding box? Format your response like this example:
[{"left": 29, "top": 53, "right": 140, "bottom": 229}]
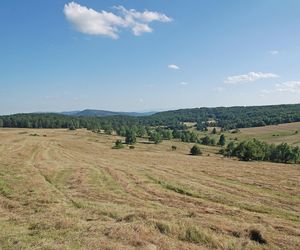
[
  {"left": 61, "top": 109, "right": 156, "bottom": 117},
  {"left": 0, "top": 128, "right": 299, "bottom": 249},
  {"left": 1, "top": 103, "right": 300, "bottom": 130}
]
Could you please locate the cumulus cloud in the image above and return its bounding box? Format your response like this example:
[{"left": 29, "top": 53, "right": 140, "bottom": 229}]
[
  {"left": 276, "top": 81, "right": 300, "bottom": 93},
  {"left": 225, "top": 72, "right": 279, "bottom": 84},
  {"left": 269, "top": 50, "right": 279, "bottom": 55},
  {"left": 168, "top": 64, "right": 180, "bottom": 70},
  {"left": 63, "top": 2, "right": 172, "bottom": 39}
]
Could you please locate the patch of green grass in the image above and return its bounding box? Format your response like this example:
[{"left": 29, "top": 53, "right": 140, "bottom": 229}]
[
  {"left": 181, "top": 226, "right": 220, "bottom": 248},
  {"left": 0, "top": 179, "right": 12, "bottom": 198}
]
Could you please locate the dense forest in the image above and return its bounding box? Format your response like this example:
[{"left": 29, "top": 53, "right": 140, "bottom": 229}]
[
  {"left": 147, "top": 104, "right": 300, "bottom": 129},
  {"left": 1, "top": 104, "right": 299, "bottom": 131}
]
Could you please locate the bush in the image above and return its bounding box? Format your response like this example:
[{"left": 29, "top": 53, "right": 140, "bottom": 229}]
[
  {"left": 249, "top": 229, "right": 267, "bottom": 244},
  {"left": 112, "top": 139, "right": 124, "bottom": 149},
  {"left": 69, "top": 126, "right": 76, "bottom": 131},
  {"left": 190, "top": 145, "right": 202, "bottom": 156}
]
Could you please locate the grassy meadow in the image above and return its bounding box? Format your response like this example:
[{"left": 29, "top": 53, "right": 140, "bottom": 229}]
[
  {"left": 0, "top": 128, "right": 299, "bottom": 249},
  {"left": 187, "top": 122, "right": 300, "bottom": 146}
]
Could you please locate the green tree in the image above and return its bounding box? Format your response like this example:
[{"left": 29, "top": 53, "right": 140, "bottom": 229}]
[
  {"left": 291, "top": 146, "right": 300, "bottom": 163},
  {"left": 136, "top": 126, "right": 147, "bottom": 138},
  {"left": 103, "top": 124, "right": 113, "bottom": 135},
  {"left": 275, "top": 143, "right": 293, "bottom": 163},
  {"left": 162, "top": 129, "right": 173, "bottom": 140},
  {"left": 218, "top": 134, "right": 226, "bottom": 146},
  {"left": 212, "top": 127, "right": 217, "bottom": 134},
  {"left": 190, "top": 145, "right": 202, "bottom": 156},
  {"left": 125, "top": 130, "right": 136, "bottom": 145},
  {"left": 149, "top": 131, "right": 163, "bottom": 144},
  {"left": 201, "top": 136, "right": 210, "bottom": 145}
]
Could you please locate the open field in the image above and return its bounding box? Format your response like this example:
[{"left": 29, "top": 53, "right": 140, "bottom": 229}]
[
  {"left": 0, "top": 128, "right": 299, "bottom": 249},
  {"left": 237, "top": 122, "right": 300, "bottom": 146},
  {"left": 193, "top": 122, "right": 300, "bottom": 146}
]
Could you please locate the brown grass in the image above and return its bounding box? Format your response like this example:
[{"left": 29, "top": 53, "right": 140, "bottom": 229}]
[
  {"left": 235, "top": 122, "right": 300, "bottom": 146},
  {"left": 0, "top": 128, "right": 299, "bottom": 249}
]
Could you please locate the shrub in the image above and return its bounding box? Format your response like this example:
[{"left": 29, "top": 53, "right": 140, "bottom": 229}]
[
  {"left": 69, "top": 125, "right": 76, "bottom": 131},
  {"left": 201, "top": 136, "right": 210, "bottom": 145},
  {"left": 249, "top": 229, "right": 267, "bottom": 244},
  {"left": 190, "top": 145, "right": 202, "bottom": 156},
  {"left": 112, "top": 139, "right": 124, "bottom": 149}
]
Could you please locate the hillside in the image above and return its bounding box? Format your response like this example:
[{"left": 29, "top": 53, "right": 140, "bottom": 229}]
[
  {"left": 61, "top": 109, "right": 156, "bottom": 117},
  {"left": 147, "top": 103, "right": 300, "bottom": 129},
  {"left": 190, "top": 122, "right": 300, "bottom": 147},
  {"left": 1, "top": 103, "right": 300, "bottom": 131},
  {"left": 0, "top": 128, "right": 299, "bottom": 249}
]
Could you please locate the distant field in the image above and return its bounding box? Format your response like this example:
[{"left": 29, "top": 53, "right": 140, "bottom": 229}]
[
  {"left": 193, "top": 122, "right": 300, "bottom": 146},
  {"left": 237, "top": 122, "right": 300, "bottom": 145},
  {"left": 0, "top": 129, "right": 299, "bottom": 249}
]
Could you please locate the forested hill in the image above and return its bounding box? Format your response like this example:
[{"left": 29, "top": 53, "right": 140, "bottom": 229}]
[
  {"left": 61, "top": 109, "right": 156, "bottom": 117},
  {"left": 0, "top": 103, "right": 300, "bottom": 130},
  {"left": 145, "top": 103, "right": 300, "bottom": 129}
]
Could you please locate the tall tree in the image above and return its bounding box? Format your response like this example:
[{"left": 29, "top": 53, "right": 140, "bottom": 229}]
[
  {"left": 218, "top": 134, "right": 226, "bottom": 146},
  {"left": 125, "top": 130, "right": 136, "bottom": 145}
]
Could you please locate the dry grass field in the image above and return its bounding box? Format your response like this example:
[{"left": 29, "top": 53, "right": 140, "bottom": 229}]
[
  {"left": 0, "top": 128, "right": 299, "bottom": 250},
  {"left": 193, "top": 122, "right": 300, "bottom": 146},
  {"left": 238, "top": 122, "right": 300, "bottom": 146}
]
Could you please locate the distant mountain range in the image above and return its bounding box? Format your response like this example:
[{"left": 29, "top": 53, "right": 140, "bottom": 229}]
[{"left": 61, "top": 109, "right": 156, "bottom": 117}]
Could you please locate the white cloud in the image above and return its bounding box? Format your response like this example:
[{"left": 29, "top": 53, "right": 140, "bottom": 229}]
[
  {"left": 225, "top": 72, "right": 279, "bottom": 84},
  {"left": 168, "top": 64, "right": 180, "bottom": 70},
  {"left": 63, "top": 2, "right": 172, "bottom": 39},
  {"left": 276, "top": 81, "right": 300, "bottom": 93},
  {"left": 269, "top": 50, "right": 279, "bottom": 55},
  {"left": 180, "top": 81, "right": 188, "bottom": 85}
]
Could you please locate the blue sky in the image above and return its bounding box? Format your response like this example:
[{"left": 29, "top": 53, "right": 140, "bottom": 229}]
[{"left": 1, "top": 0, "right": 300, "bottom": 114}]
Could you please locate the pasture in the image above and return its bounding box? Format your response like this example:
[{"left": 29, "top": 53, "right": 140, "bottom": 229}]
[{"left": 0, "top": 128, "right": 299, "bottom": 249}]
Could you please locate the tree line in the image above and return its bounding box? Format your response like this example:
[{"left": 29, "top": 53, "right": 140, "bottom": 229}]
[
  {"left": 221, "top": 139, "right": 300, "bottom": 164},
  {"left": 1, "top": 104, "right": 300, "bottom": 131}
]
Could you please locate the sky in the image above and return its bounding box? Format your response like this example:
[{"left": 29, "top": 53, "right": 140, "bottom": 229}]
[{"left": 1, "top": 0, "right": 300, "bottom": 114}]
